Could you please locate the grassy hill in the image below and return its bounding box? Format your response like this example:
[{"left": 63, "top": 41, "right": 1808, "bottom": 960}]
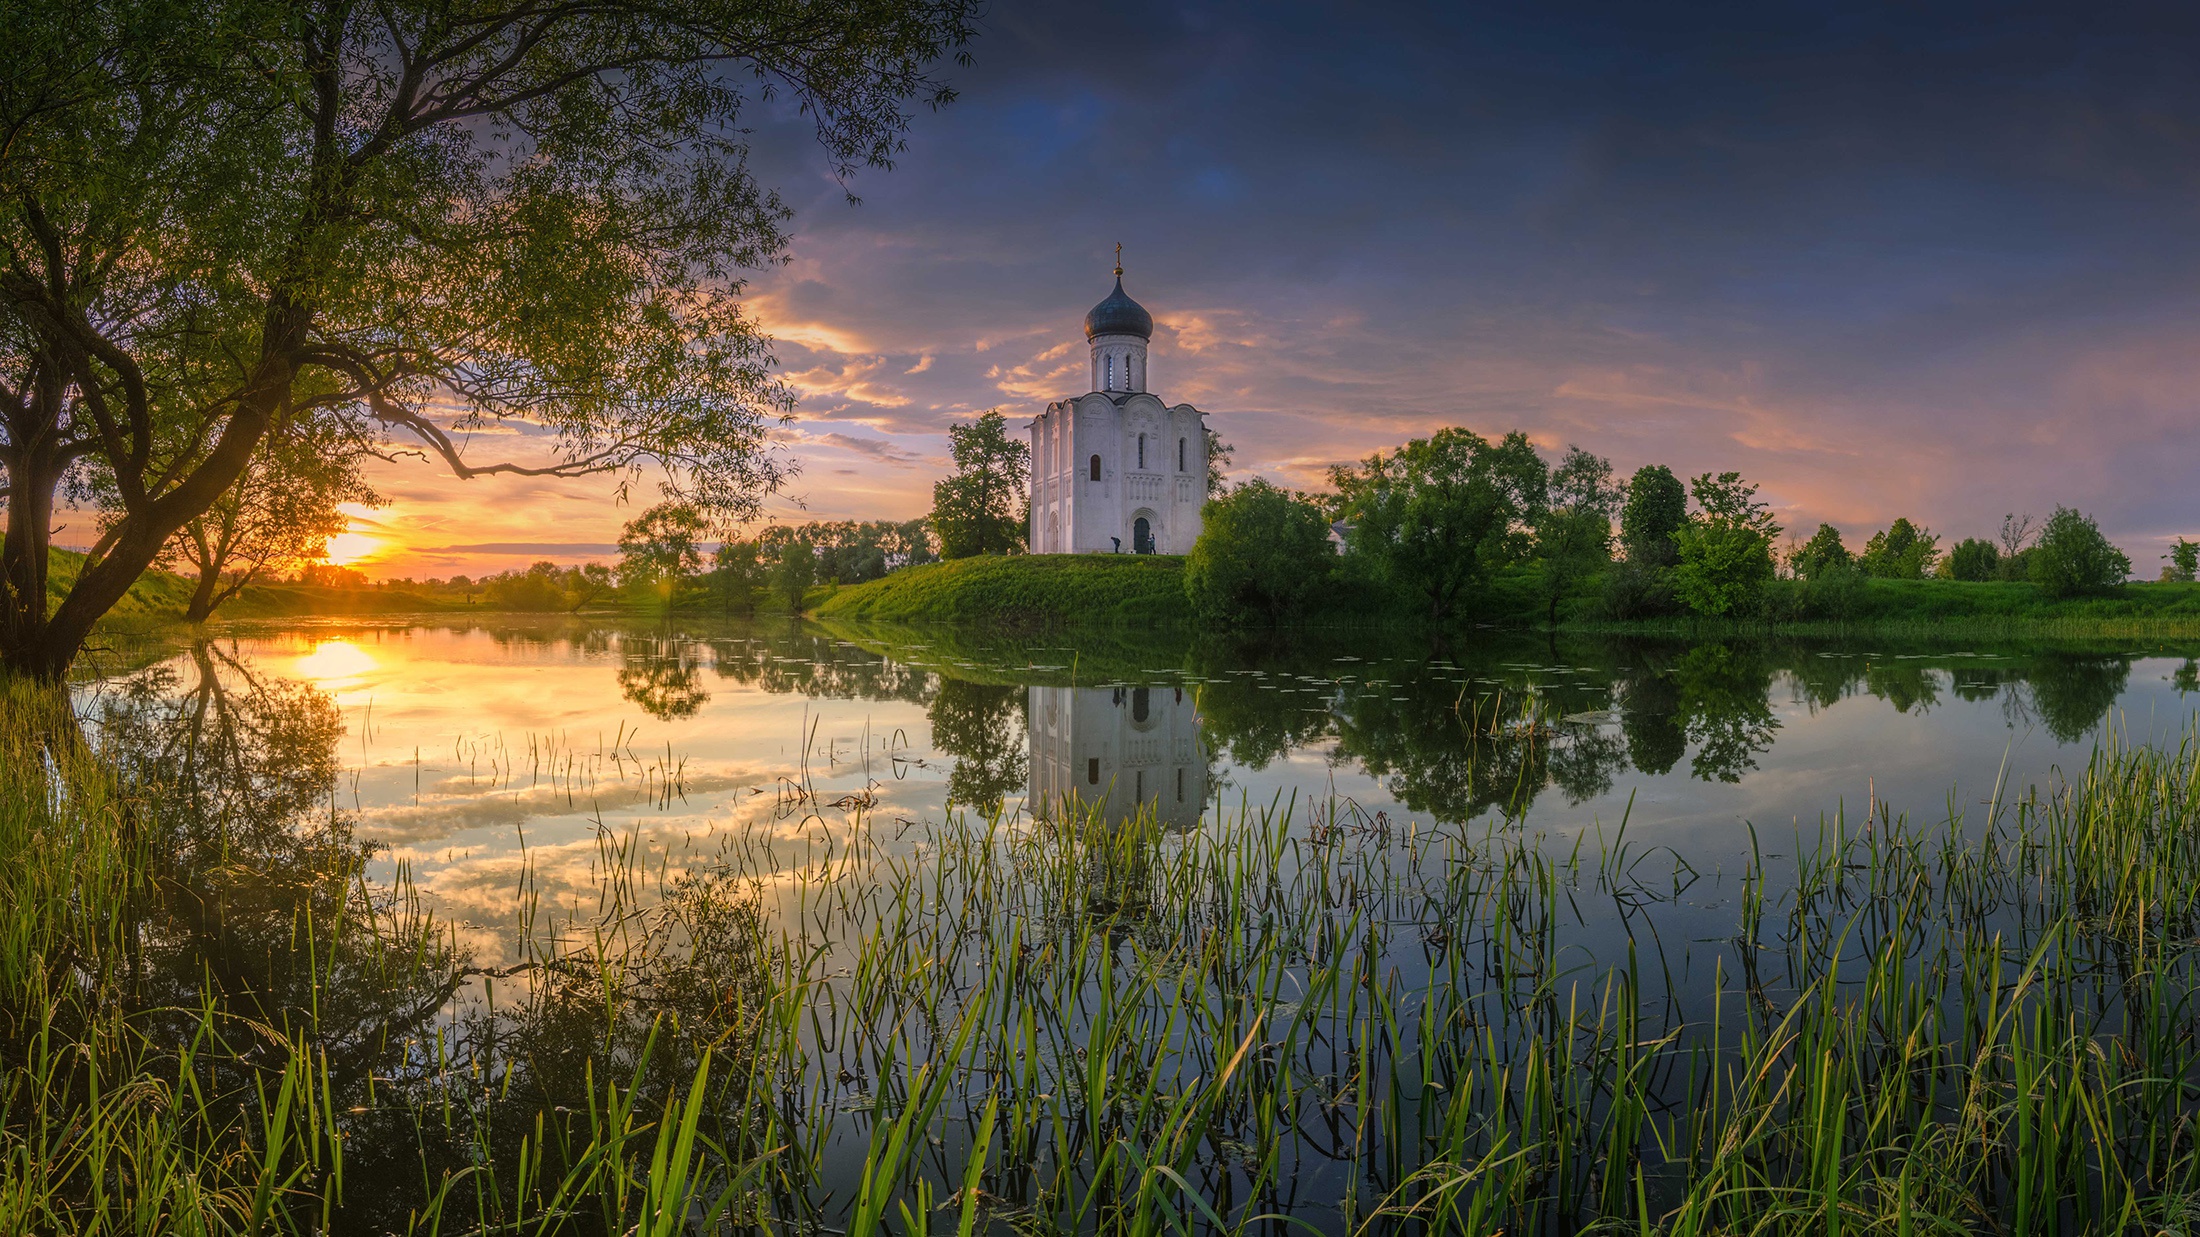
[{"left": 810, "top": 553, "right": 1192, "bottom": 627}]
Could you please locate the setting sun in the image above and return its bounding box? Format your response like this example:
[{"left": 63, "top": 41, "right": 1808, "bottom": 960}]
[{"left": 322, "top": 531, "right": 380, "bottom": 566}]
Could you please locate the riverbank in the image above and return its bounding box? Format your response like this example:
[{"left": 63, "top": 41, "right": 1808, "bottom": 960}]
[{"left": 811, "top": 552, "right": 2200, "bottom": 637}]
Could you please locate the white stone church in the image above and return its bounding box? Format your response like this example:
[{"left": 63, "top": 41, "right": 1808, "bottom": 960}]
[{"left": 1026, "top": 263, "right": 1208, "bottom": 554}]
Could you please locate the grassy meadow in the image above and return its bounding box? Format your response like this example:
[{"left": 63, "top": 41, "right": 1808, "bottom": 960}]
[
  {"left": 809, "top": 552, "right": 1192, "bottom": 627},
  {"left": 13, "top": 656, "right": 2200, "bottom": 1232}
]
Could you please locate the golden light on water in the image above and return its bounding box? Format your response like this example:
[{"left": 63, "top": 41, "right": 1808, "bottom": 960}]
[{"left": 292, "top": 639, "right": 377, "bottom": 684}]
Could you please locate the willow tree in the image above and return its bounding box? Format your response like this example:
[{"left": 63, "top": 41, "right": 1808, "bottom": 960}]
[{"left": 0, "top": 0, "right": 975, "bottom": 679}]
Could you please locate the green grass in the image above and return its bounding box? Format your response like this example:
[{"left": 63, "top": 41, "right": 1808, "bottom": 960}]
[
  {"left": 1572, "top": 577, "right": 2200, "bottom": 639},
  {"left": 810, "top": 552, "right": 1193, "bottom": 627},
  {"left": 19, "top": 653, "right": 2200, "bottom": 1230}
]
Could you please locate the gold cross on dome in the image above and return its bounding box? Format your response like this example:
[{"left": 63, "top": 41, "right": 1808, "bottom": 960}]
[{"left": 1114, "top": 242, "right": 1123, "bottom": 278}]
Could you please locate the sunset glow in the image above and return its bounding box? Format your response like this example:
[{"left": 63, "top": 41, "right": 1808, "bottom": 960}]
[{"left": 322, "top": 532, "right": 380, "bottom": 567}]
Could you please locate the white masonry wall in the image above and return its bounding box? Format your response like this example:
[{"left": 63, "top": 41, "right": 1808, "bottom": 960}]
[{"left": 1028, "top": 393, "right": 1207, "bottom": 555}]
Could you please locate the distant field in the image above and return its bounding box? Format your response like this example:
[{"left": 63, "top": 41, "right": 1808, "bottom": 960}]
[{"left": 810, "top": 553, "right": 1191, "bottom": 627}]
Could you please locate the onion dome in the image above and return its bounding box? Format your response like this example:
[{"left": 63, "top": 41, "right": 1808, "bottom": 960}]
[{"left": 1084, "top": 275, "right": 1153, "bottom": 341}]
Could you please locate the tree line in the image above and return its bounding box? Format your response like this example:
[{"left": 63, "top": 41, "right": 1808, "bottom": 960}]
[
  {"left": 1182, "top": 428, "right": 2171, "bottom": 628},
  {"left": 906, "top": 409, "right": 2186, "bottom": 629}
]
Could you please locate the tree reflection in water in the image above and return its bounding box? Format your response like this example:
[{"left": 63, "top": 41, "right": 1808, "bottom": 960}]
[
  {"left": 22, "top": 621, "right": 2184, "bottom": 1229},
  {"left": 72, "top": 640, "right": 778, "bottom": 1235},
  {"left": 928, "top": 678, "right": 1028, "bottom": 813}
]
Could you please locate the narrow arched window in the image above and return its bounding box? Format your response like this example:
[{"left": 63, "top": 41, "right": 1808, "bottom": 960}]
[
  {"left": 1089, "top": 454, "right": 1102, "bottom": 482},
  {"left": 1137, "top": 434, "right": 1146, "bottom": 469},
  {"left": 1104, "top": 355, "right": 1113, "bottom": 390},
  {"left": 1178, "top": 437, "right": 1186, "bottom": 472}
]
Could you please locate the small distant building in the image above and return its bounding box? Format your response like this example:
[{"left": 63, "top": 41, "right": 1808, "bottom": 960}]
[
  {"left": 1027, "top": 684, "right": 1207, "bottom": 829},
  {"left": 1027, "top": 253, "right": 1209, "bottom": 555}
]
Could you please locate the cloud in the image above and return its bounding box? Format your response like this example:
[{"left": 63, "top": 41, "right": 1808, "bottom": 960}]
[{"left": 348, "top": 0, "right": 2200, "bottom": 573}]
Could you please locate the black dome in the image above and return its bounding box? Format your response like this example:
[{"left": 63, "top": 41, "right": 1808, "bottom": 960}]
[{"left": 1084, "top": 277, "right": 1153, "bottom": 340}]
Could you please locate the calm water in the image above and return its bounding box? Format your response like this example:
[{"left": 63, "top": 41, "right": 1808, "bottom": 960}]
[
  {"left": 83, "top": 616, "right": 2200, "bottom": 953},
  {"left": 66, "top": 616, "right": 2200, "bottom": 1230}
]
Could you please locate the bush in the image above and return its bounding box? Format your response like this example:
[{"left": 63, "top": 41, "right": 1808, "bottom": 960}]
[
  {"left": 2029, "top": 507, "right": 2131, "bottom": 598},
  {"left": 1184, "top": 479, "right": 1336, "bottom": 625},
  {"left": 1803, "top": 565, "right": 1869, "bottom": 620},
  {"left": 1946, "top": 538, "right": 1999, "bottom": 582},
  {"left": 1601, "top": 560, "right": 1679, "bottom": 619}
]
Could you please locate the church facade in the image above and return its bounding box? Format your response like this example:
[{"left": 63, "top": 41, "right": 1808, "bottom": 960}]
[{"left": 1027, "top": 265, "right": 1208, "bottom": 555}]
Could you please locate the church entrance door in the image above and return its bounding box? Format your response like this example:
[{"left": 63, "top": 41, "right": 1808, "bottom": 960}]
[{"left": 1133, "top": 517, "right": 1154, "bottom": 554}]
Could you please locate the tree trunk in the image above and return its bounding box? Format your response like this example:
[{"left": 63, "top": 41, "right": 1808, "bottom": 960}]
[
  {"left": 0, "top": 439, "right": 66, "bottom": 680},
  {"left": 184, "top": 563, "right": 222, "bottom": 624},
  {"left": 5, "top": 402, "right": 276, "bottom": 682}
]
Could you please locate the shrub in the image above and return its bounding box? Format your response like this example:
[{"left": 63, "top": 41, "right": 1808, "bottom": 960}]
[
  {"left": 1184, "top": 479, "right": 1336, "bottom": 625},
  {"left": 1602, "top": 560, "right": 1679, "bottom": 619},
  {"left": 1805, "top": 565, "right": 1869, "bottom": 619},
  {"left": 1946, "top": 538, "right": 1999, "bottom": 582},
  {"left": 2029, "top": 507, "right": 2130, "bottom": 597}
]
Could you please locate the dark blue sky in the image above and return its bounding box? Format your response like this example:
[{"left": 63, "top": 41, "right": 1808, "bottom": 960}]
[{"left": 370, "top": 1, "right": 2200, "bottom": 573}]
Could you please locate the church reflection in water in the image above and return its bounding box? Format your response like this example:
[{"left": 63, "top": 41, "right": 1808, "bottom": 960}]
[{"left": 1027, "top": 684, "right": 1207, "bottom": 828}]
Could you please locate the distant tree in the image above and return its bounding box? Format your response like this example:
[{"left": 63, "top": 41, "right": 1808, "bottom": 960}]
[
  {"left": 769, "top": 539, "right": 818, "bottom": 612},
  {"left": 1620, "top": 465, "right": 1689, "bottom": 567},
  {"left": 2163, "top": 538, "right": 2198, "bottom": 583},
  {"left": 1671, "top": 472, "right": 1781, "bottom": 617},
  {"left": 484, "top": 562, "right": 568, "bottom": 611},
  {"left": 1999, "top": 513, "right": 2040, "bottom": 558},
  {"left": 1329, "top": 428, "right": 1547, "bottom": 622},
  {"left": 298, "top": 564, "right": 369, "bottom": 589},
  {"left": 1530, "top": 447, "right": 1620, "bottom": 627},
  {"left": 617, "top": 505, "right": 709, "bottom": 606},
  {"left": 565, "top": 564, "right": 616, "bottom": 613},
  {"left": 709, "top": 541, "right": 769, "bottom": 615},
  {"left": 1205, "top": 428, "right": 1236, "bottom": 498},
  {"left": 1946, "top": 538, "right": 2000, "bottom": 582},
  {"left": 1184, "top": 479, "right": 1336, "bottom": 626},
  {"left": 1788, "top": 523, "right": 1852, "bottom": 580},
  {"left": 1859, "top": 518, "right": 1940, "bottom": 579},
  {"left": 2030, "top": 507, "right": 2130, "bottom": 597},
  {"left": 931, "top": 411, "right": 1030, "bottom": 558}
]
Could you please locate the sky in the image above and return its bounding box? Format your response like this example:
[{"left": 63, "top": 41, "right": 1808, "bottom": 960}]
[{"left": 350, "top": 0, "right": 2200, "bottom": 579}]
